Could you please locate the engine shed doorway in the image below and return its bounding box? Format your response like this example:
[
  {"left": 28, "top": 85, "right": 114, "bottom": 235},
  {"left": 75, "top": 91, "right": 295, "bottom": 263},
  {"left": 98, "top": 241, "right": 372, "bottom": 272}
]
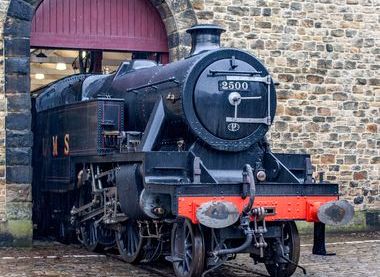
[
  {"left": 30, "top": 0, "right": 170, "bottom": 236},
  {"left": 30, "top": 0, "right": 169, "bottom": 90}
]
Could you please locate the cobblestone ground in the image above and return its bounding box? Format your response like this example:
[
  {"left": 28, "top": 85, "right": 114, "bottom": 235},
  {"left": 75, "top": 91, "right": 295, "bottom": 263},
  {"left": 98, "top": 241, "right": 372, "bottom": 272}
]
[{"left": 0, "top": 232, "right": 379, "bottom": 277}]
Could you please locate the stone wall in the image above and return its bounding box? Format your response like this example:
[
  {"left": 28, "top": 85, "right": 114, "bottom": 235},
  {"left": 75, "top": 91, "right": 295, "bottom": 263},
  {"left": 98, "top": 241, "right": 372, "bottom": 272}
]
[
  {"left": 0, "top": 0, "right": 34, "bottom": 246},
  {"left": 191, "top": 0, "right": 379, "bottom": 210},
  {"left": 0, "top": 0, "right": 10, "bottom": 223}
]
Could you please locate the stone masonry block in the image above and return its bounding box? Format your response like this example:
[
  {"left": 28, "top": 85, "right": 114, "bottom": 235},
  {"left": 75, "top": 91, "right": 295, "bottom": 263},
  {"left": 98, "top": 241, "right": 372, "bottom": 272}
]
[
  {"left": 0, "top": 219, "right": 33, "bottom": 247},
  {"left": 192, "top": 0, "right": 204, "bottom": 10},
  {"left": 196, "top": 11, "right": 213, "bottom": 20},
  {"left": 5, "top": 112, "right": 31, "bottom": 131},
  {"left": 22, "top": 0, "right": 41, "bottom": 6},
  {"left": 170, "top": 0, "right": 192, "bottom": 13},
  {"left": 175, "top": 10, "right": 197, "bottom": 31},
  {"left": 6, "top": 130, "right": 33, "bottom": 148},
  {"left": 4, "top": 38, "right": 30, "bottom": 57},
  {"left": 5, "top": 57, "right": 30, "bottom": 75},
  {"left": 168, "top": 32, "right": 180, "bottom": 49},
  {"left": 155, "top": 2, "right": 172, "bottom": 20},
  {"left": 6, "top": 165, "right": 32, "bottom": 184},
  {"left": 5, "top": 202, "right": 32, "bottom": 220},
  {"left": 5, "top": 74, "right": 30, "bottom": 94},
  {"left": 6, "top": 183, "right": 31, "bottom": 202},
  {"left": 6, "top": 147, "right": 32, "bottom": 166},
  {"left": 163, "top": 16, "right": 177, "bottom": 35},
  {"left": 7, "top": 0, "right": 34, "bottom": 21},
  {"left": 6, "top": 93, "right": 31, "bottom": 112},
  {"left": 227, "top": 6, "right": 249, "bottom": 16},
  {"left": 3, "top": 17, "right": 31, "bottom": 38}
]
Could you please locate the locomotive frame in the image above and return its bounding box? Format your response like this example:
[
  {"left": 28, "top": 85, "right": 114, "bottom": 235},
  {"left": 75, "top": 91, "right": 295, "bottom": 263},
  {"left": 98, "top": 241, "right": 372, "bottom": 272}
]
[{"left": 32, "top": 24, "right": 353, "bottom": 277}]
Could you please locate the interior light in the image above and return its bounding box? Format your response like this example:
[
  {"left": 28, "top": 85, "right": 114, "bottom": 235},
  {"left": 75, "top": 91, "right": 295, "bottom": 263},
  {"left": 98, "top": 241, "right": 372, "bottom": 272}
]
[
  {"left": 35, "top": 73, "right": 45, "bottom": 80},
  {"left": 103, "top": 66, "right": 110, "bottom": 74},
  {"left": 36, "top": 50, "right": 47, "bottom": 58},
  {"left": 56, "top": 62, "right": 67, "bottom": 71}
]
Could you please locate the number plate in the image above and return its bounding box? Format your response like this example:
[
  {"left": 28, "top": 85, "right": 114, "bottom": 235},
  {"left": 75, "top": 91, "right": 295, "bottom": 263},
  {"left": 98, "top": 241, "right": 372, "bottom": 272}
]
[{"left": 218, "top": 80, "right": 251, "bottom": 92}]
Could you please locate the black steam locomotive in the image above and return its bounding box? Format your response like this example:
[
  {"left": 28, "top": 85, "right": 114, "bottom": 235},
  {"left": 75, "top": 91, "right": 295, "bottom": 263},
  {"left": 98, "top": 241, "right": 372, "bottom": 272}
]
[{"left": 32, "top": 25, "right": 353, "bottom": 277}]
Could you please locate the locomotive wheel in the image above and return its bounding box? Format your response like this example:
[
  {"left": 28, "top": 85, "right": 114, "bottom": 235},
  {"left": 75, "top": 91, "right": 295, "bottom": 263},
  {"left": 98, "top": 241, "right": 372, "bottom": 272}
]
[
  {"left": 97, "top": 226, "right": 116, "bottom": 247},
  {"left": 78, "top": 184, "right": 103, "bottom": 252},
  {"left": 171, "top": 219, "right": 205, "bottom": 277},
  {"left": 57, "top": 220, "right": 73, "bottom": 244},
  {"left": 265, "top": 221, "right": 300, "bottom": 277},
  {"left": 80, "top": 221, "right": 102, "bottom": 252},
  {"left": 115, "top": 220, "right": 145, "bottom": 263}
]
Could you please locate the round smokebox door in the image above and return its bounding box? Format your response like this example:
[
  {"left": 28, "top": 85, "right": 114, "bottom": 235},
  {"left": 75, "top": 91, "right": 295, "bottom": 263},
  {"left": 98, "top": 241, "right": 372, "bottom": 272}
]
[{"left": 194, "top": 58, "right": 269, "bottom": 140}]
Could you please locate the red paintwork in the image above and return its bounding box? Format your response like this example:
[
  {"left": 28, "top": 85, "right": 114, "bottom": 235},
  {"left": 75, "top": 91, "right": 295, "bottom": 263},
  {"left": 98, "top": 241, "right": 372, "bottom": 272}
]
[
  {"left": 31, "top": 0, "right": 169, "bottom": 53},
  {"left": 177, "top": 195, "right": 338, "bottom": 224}
]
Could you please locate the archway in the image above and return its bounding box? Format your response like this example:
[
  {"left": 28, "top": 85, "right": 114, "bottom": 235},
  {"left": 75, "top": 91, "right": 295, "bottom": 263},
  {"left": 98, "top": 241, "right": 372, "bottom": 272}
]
[{"left": 2, "top": 0, "right": 197, "bottom": 246}]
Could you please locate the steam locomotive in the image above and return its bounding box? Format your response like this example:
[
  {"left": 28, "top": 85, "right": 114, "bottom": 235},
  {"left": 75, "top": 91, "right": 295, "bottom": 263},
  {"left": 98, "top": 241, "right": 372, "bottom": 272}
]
[{"left": 32, "top": 25, "right": 353, "bottom": 277}]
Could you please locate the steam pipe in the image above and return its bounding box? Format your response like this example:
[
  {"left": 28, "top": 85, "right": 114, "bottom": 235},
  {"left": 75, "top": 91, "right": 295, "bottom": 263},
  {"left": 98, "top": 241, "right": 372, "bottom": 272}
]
[
  {"left": 212, "top": 164, "right": 256, "bottom": 257},
  {"left": 213, "top": 233, "right": 253, "bottom": 256}
]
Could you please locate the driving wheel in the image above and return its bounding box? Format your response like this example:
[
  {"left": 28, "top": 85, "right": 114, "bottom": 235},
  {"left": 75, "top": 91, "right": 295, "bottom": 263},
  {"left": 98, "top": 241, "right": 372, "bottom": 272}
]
[
  {"left": 171, "top": 218, "right": 205, "bottom": 277},
  {"left": 265, "top": 221, "right": 300, "bottom": 277},
  {"left": 115, "top": 219, "right": 145, "bottom": 263},
  {"left": 80, "top": 220, "right": 101, "bottom": 252}
]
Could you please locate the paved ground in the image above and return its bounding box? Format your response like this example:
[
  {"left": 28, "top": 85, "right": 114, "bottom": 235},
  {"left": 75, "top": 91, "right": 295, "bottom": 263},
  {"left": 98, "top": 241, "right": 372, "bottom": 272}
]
[{"left": 0, "top": 232, "right": 379, "bottom": 277}]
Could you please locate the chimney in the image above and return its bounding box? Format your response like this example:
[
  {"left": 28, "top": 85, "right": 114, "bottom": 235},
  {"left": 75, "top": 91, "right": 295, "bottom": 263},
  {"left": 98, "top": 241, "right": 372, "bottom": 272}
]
[{"left": 186, "top": 24, "right": 226, "bottom": 56}]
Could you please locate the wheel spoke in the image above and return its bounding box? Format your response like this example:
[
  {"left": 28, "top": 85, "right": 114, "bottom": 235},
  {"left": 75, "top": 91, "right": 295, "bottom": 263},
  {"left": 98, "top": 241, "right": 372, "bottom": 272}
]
[
  {"left": 128, "top": 230, "right": 132, "bottom": 254},
  {"left": 180, "top": 263, "right": 186, "bottom": 274},
  {"left": 131, "top": 232, "right": 135, "bottom": 253},
  {"left": 132, "top": 230, "right": 138, "bottom": 252},
  {"left": 184, "top": 256, "right": 190, "bottom": 273},
  {"left": 185, "top": 228, "right": 191, "bottom": 242},
  {"left": 131, "top": 232, "right": 135, "bottom": 254},
  {"left": 91, "top": 224, "right": 96, "bottom": 245},
  {"left": 120, "top": 232, "right": 126, "bottom": 252},
  {"left": 185, "top": 251, "right": 193, "bottom": 260}
]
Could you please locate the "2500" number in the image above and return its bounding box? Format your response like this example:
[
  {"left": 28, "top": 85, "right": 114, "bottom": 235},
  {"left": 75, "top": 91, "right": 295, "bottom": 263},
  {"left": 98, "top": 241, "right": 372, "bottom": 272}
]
[{"left": 219, "top": 81, "right": 250, "bottom": 91}]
